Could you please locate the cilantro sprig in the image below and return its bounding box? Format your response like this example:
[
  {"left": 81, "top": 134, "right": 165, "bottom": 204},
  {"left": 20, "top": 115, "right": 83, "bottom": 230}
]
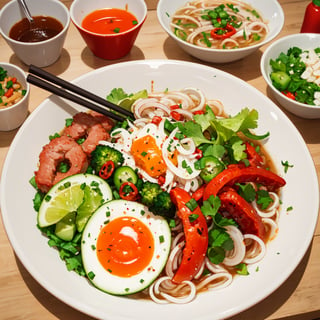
[{"left": 201, "top": 195, "right": 237, "bottom": 264}]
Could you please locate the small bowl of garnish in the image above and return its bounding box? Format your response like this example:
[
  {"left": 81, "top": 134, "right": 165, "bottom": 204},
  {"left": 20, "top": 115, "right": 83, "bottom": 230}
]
[
  {"left": 0, "top": 0, "right": 70, "bottom": 67},
  {"left": 0, "top": 63, "right": 29, "bottom": 131},
  {"left": 157, "top": 0, "right": 284, "bottom": 63},
  {"left": 261, "top": 33, "right": 320, "bottom": 119},
  {"left": 70, "top": 0, "right": 147, "bottom": 60}
]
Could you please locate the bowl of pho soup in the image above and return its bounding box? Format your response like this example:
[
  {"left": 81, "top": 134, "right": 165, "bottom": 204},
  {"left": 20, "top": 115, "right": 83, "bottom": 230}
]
[{"left": 157, "top": 0, "right": 284, "bottom": 63}]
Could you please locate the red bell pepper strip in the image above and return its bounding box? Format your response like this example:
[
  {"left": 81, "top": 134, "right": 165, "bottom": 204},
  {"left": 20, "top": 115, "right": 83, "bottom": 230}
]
[
  {"left": 203, "top": 165, "right": 286, "bottom": 200},
  {"left": 219, "top": 188, "right": 266, "bottom": 240},
  {"left": 244, "top": 141, "right": 263, "bottom": 167},
  {"left": 170, "top": 187, "right": 208, "bottom": 284},
  {"left": 191, "top": 184, "right": 205, "bottom": 202}
]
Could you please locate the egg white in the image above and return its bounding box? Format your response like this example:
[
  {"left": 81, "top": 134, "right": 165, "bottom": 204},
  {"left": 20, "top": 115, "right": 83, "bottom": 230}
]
[{"left": 81, "top": 199, "right": 171, "bottom": 295}]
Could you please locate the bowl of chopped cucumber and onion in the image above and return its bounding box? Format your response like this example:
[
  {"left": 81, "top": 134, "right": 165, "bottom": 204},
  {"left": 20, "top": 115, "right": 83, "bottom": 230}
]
[{"left": 261, "top": 33, "right": 320, "bottom": 119}]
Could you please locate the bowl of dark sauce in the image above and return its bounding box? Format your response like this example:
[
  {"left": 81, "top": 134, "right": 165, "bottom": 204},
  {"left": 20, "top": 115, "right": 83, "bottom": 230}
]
[
  {"left": 0, "top": 0, "right": 70, "bottom": 67},
  {"left": 10, "top": 15, "right": 64, "bottom": 43}
]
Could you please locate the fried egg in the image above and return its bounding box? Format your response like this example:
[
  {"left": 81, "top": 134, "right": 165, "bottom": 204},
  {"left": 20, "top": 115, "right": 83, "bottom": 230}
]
[{"left": 81, "top": 199, "right": 171, "bottom": 295}]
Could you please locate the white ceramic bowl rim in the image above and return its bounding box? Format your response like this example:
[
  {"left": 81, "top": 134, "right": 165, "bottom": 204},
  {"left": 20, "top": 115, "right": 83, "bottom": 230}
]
[
  {"left": 1, "top": 59, "right": 318, "bottom": 320},
  {"left": 261, "top": 33, "right": 320, "bottom": 111},
  {"left": 157, "top": 0, "right": 284, "bottom": 53},
  {"left": 70, "top": 0, "right": 147, "bottom": 38},
  {"left": 0, "top": 62, "right": 29, "bottom": 112},
  {"left": 0, "top": 0, "right": 70, "bottom": 46}
]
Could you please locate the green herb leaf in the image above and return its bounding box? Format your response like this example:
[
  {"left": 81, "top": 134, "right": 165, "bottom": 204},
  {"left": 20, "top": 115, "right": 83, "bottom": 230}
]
[
  {"left": 210, "top": 108, "right": 259, "bottom": 145},
  {"left": 257, "top": 189, "right": 273, "bottom": 210},
  {"left": 189, "top": 213, "right": 199, "bottom": 222},
  {"left": 207, "top": 246, "right": 225, "bottom": 264},
  {"left": 281, "top": 160, "right": 294, "bottom": 173},
  {"left": 186, "top": 198, "right": 198, "bottom": 211},
  {"left": 179, "top": 121, "right": 215, "bottom": 146},
  {"left": 201, "top": 195, "right": 221, "bottom": 217},
  {"left": 235, "top": 263, "right": 249, "bottom": 275},
  {"left": 236, "top": 183, "right": 256, "bottom": 202}
]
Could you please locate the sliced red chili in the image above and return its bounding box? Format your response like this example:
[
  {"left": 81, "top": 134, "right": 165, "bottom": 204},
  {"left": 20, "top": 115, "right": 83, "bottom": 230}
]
[
  {"left": 170, "top": 187, "right": 208, "bottom": 284},
  {"left": 193, "top": 110, "right": 205, "bottom": 115},
  {"left": 157, "top": 175, "right": 165, "bottom": 186},
  {"left": 219, "top": 188, "right": 266, "bottom": 240},
  {"left": 195, "top": 147, "right": 203, "bottom": 160},
  {"left": 119, "top": 181, "right": 139, "bottom": 201},
  {"left": 170, "top": 110, "right": 183, "bottom": 121},
  {"left": 281, "top": 90, "right": 296, "bottom": 100},
  {"left": 203, "top": 165, "right": 286, "bottom": 200},
  {"left": 151, "top": 115, "right": 162, "bottom": 125},
  {"left": 99, "top": 160, "right": 115, "bottom": 180},
  {"left": 211, "top": 24, "right": 236, "bottom": 40},
  {"left": 170, "top": 104, "right": 180, "bottom": 110}
]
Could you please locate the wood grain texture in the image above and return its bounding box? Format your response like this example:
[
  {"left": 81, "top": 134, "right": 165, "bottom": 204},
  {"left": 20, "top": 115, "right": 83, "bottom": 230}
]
[{"left": 0, "top": 0, "right": 319, "bottom": 319}]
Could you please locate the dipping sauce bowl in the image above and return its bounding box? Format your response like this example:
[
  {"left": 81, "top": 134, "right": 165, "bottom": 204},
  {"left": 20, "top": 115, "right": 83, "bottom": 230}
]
[
  {"left": 0, "top": 0, "right": 70, "bottom": 67},
  {"left": 0, "top": 62, "right": 29, "bottom": 131},
  {"left": 70, "top": 0, "right": 147, "bottom": 60}
]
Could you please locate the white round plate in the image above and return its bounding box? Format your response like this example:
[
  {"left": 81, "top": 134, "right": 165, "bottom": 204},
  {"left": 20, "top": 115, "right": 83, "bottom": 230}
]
[{"left": 1, "top": 60, "right": 318, "bottom": 320}]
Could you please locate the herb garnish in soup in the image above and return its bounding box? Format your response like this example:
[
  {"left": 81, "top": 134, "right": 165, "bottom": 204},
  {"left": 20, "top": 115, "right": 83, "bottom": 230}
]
[{"left": 171, "top": 0, "right": 268, "bottom": 49}]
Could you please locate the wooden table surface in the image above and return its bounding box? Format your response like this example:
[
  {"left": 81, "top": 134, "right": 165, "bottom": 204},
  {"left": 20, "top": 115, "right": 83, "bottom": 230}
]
[{"left": 0, "top": 0, "right": 319, "bottom": 319}]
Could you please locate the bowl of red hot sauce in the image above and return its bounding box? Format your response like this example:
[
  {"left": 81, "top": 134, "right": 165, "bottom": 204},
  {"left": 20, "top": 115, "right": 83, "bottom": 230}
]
[{"left": 70, "top": 0, "right": 147, "bottom": 60}]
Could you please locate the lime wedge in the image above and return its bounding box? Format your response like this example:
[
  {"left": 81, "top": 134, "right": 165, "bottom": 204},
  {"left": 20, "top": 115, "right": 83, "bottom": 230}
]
[
  {"left": 55, "top": 212, "right": 76, "bottom": 241},
  {"left": 76, "top": 184, "right": 104, "bottom": 232},
  {"left": 38, "top": 184, "right": 84, "bottom": 227},
  {"left": 38, "top": 173, "right": 113, "bottom": 228},
  {"left": 119, "top": 89, "right": 148, "bottom": 110}
]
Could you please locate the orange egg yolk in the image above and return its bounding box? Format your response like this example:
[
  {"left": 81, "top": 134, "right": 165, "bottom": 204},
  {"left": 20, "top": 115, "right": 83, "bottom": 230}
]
[
  {"left": 131, "top": 135, "right": 167, "bottom": 178},
  {"left": 96, "top": 216, "right": 154, "bottom": 277}
]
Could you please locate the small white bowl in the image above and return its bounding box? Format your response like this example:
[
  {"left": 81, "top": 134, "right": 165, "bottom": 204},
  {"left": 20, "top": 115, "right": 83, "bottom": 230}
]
[
  {"left": 157, "top": 0, "right": 284, "bottom": 63},
  {"left": 0, "top": 0, "right": 70, "bottom": 67},
  {"left": 261, "top": 33, "right": 320, "bottom": 119},
  {"left": 0, "top": 63, "right": 30, "bottom": 131}
]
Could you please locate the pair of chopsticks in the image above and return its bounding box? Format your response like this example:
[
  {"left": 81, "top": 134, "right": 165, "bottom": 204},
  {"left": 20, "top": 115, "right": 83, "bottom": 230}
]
[{"left": 27, "top": 65, "right": 134, "bottom": 122}]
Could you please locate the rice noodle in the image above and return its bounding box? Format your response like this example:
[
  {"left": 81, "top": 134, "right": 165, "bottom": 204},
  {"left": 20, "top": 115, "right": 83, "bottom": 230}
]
[{"left": 243, "top": 234, "right": 266, "bottom": 264}]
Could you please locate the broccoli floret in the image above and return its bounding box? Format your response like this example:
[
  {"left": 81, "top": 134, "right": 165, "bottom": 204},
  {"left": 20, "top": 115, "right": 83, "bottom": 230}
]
[
  {"left": 139, "top": 181, "right": 176, "bottom": 218},
  {"left": 150, "top": 191, "right": 176, "bottom": 219},
  {"left": 139, "top": 181, "right": 162, "bottom": 207},
  {"left": 90, "top": 145, "right": 124, "bottom": 173}
]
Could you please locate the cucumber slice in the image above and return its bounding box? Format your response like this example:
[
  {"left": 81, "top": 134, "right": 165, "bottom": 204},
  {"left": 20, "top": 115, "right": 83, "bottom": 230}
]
[{"left": 113, "top": 166, "right": 138, "bottom": 190}]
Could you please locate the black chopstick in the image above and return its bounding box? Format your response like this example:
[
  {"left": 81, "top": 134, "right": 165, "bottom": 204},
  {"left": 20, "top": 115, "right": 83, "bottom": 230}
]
[
  {"left": 27, "top": 64, "right": 134, "bottom": 120},
  {"left": 27, "top": 74, "right": 127, "bottom": 122}
]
